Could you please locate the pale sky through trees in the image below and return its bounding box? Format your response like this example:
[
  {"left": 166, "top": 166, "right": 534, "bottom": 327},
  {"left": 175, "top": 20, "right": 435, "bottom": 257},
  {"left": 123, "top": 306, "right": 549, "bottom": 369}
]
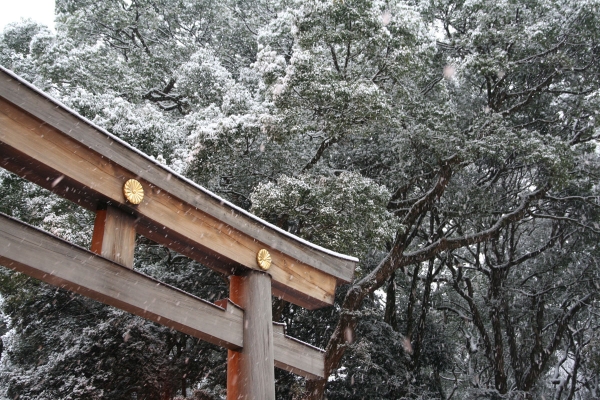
[{"left": 0, "top": 0, "right": 55, "bottom": 31}]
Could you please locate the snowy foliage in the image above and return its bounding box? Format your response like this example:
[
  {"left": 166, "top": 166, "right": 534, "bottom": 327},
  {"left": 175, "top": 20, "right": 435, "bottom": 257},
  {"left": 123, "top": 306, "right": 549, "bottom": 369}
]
[
  {"left": 251, "top": 172, "right": 399, "bottom": 259},
  {"left": 1, "top": 0, "right": 600, "bottom": 399}
]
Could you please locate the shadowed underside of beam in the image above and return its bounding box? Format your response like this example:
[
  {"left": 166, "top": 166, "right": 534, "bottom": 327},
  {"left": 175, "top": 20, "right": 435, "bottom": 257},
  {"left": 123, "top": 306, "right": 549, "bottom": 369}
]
[
  {"left": 0, "top": 66, "right": 358, "bottom": 309},
  {"left": 0, "top": 213, "right": 325, "bottom": 379}
]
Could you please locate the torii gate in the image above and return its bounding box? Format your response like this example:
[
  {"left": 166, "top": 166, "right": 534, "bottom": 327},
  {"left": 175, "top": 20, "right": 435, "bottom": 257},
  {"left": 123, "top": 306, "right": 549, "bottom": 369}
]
[{"left": 0, "top": 66, "right": 357, "bottom": 399}]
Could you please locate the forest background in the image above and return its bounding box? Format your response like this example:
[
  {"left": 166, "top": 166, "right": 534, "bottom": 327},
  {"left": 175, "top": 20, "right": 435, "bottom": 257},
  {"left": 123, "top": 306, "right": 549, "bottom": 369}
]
[{"left": 0, "top": 0, "right": 599, "bottom": 399}]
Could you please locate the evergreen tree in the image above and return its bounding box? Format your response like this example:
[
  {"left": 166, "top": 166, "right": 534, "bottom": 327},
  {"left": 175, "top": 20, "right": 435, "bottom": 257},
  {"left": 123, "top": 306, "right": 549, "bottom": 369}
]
[{"left": 1, "top": 0, "right": 600, "bottom": 398}]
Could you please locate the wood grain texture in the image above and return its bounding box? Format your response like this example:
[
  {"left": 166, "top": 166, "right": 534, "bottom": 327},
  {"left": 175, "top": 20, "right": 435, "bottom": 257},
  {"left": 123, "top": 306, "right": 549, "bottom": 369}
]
[
  {"left": 218, "top": 299, "right": 325, "bottom": 380},
  {"left": 0, "top": 96, "right": 338, "bottom": 309},
  {"left": 0, "top": 213, "right": 324, "bottom": 378},
  {"left": 228, "top": 274, "right": 276, "bottom": 400},
  {"left": 91, "top": 206, "right": 136, "bottom": 268},
  {"left": 0, "top": 212, "right": 244, "bottom": 349},
  {"left": 273, "top": 323, "right": 325, "bottom": 380},
  {"left": 0, "top": 70, "right": 357, "bottom": 285}
]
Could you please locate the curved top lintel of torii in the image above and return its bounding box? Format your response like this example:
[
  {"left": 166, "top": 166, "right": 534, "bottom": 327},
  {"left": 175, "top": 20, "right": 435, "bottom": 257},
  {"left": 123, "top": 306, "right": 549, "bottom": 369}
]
[{"left": 0, "top": 66, "right": 357, "bottom": 309}]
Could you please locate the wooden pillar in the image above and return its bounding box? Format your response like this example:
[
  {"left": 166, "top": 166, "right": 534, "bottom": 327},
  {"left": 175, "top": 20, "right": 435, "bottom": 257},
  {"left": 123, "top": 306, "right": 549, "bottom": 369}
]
[
  {"left": 227, "top": 271, "right": 276, "bottom": 400},
  {"left": 91, "top": 205, "right": 136, "bottom": 268}
]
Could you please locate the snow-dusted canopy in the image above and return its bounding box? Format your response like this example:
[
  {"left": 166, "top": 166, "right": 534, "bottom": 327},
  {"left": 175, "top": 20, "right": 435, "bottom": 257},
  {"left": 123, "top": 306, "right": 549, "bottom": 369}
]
[{"left": 0, "top": 65, "right": 357, "bottom": 310}]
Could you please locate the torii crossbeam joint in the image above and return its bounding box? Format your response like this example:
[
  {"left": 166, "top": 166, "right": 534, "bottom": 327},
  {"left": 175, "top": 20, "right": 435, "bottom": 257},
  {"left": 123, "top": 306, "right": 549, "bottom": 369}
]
[{"left": 0, "top": 66, "right": 358, "bottom": 399}]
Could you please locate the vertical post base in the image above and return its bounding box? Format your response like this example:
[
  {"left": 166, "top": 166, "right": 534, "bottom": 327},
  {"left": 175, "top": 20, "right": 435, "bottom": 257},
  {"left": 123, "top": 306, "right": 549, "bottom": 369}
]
[{"left": 227, "top": 272, "right": 275, "bottom": 400}]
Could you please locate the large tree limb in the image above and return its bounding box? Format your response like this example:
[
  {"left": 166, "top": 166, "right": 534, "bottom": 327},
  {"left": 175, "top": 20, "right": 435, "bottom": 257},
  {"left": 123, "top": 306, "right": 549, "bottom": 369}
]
[
  {"left": 303, "top": 180, "right": 547, "bottom": 399},
  {"left": 521, "top": 293, "right": 594, "bottom": 391},
  {"left": 302, "top": 136, "right": 339, "bottom": 171},
  {"left": 396, "top": 187, "right": 547, "bottom": 269}
]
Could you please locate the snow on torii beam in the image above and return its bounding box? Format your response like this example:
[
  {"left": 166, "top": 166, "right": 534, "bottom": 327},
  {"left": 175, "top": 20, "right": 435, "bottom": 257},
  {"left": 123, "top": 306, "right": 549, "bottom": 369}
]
[
  {"left": 0, "top": 66, "right": 357, "bottom": 310},
  {"left": 0, "top": 66, "right": 359, "bottom": 386}
]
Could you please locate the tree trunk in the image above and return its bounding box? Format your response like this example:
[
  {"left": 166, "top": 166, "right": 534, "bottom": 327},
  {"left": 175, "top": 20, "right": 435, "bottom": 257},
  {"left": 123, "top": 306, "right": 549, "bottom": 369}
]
[{"left": 383, "top": 270, "right": 398, "bottom": 331}]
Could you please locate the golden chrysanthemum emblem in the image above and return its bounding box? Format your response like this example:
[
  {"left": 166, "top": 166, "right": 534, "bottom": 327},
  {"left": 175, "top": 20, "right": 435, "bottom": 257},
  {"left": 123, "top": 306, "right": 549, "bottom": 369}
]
[
  {"left": 257, "top": 249, "right": 272, "bottom": 271},
  {"left": 123, "top": 179, "right": 144, "bottom": 205}
]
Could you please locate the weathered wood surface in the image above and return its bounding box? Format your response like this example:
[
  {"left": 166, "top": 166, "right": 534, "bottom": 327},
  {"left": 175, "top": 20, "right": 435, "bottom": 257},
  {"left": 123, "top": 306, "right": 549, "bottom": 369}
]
[
  {"left": 216, "top": 299, "right": 325, "bottom": 380},
  {"left": 0, "top": 213, "right": 326, "bottom": 378},
  {"left": 273, "top": 323, "right": 325, "bottom": 380},
  {"left": 0, "top": 69, "right": 359, "bottom": 308},
  {"left": 91, "top": 205, "right": 136, "bottom": 268},
  {"left": 227, "top": 273, "right": 276, "bottom": 400},
  {"left": 0, "top": 98, "right": 334, "bottom": 308},
  {"left": 0, "top": 68, "right": 357, "bottom": 280},
  {"left": 0, "top": 212, "right": 244, "bottom": 349}
]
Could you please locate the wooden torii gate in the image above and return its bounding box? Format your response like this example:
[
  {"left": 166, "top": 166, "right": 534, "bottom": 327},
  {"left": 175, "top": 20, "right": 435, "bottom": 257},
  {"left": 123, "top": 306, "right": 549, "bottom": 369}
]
[{"left": 0, "top": 66, "right": 357, "bottom": 399}]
